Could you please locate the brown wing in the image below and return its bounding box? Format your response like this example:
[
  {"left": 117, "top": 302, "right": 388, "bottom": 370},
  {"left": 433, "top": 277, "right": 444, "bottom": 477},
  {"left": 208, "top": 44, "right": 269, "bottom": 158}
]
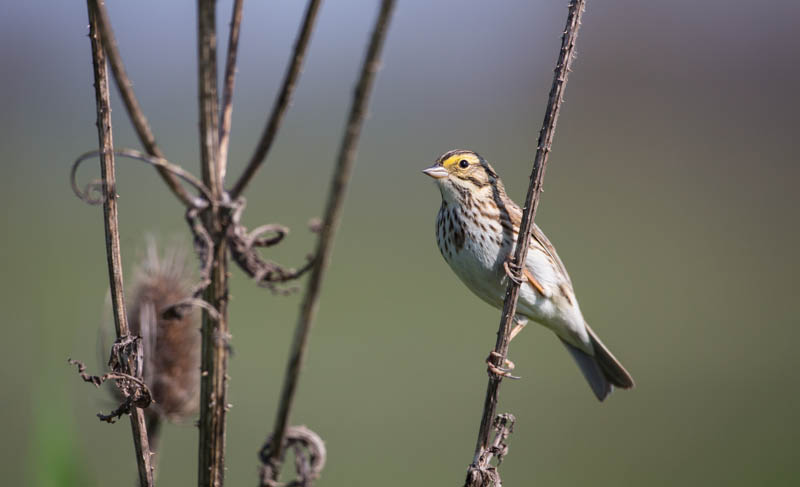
[
  {"left": 503, "top": 195, "right": 573, "bottom": 288},
  {"left": 530, "top": 223, "right": 573, "bottom": 288}
]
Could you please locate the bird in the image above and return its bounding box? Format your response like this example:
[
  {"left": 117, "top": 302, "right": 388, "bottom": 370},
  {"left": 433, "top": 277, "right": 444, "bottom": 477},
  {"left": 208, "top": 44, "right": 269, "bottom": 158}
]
[{"left": 423, "top": 149, "right": 634, "bottom": 401}]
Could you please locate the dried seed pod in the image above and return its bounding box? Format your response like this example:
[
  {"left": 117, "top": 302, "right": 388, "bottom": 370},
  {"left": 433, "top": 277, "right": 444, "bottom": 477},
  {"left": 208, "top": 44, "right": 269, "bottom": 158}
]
[{"left": 125, "top": 239, "right": 200, "bottom": 441}]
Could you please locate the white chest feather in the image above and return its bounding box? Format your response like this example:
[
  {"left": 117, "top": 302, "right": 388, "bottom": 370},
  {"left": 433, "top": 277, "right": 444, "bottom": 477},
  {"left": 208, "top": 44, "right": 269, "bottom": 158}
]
[
  {"left": 434, "top": 202, "right": 589, "bottom": 348},
  {"left": 436, "top": 204, "right": 508, "bottom": 308}
]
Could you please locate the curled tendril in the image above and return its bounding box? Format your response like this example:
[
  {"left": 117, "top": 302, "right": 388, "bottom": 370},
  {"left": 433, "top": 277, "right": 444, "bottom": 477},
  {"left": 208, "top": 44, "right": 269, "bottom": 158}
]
[
  {"left": 249, "top": 224, "right": 289, "bottom": 248},
  {"left": 70, "top": 176, "right": 107, "bottom": 205},
  {"left": 70, "top": 148, "right": 212, "bottom": 207},
  {"left": 223, "top": 198, "right": 316, "bottom": 294},
  {"left": 259, "top": 425, "right": 326, "bottom": 487}
]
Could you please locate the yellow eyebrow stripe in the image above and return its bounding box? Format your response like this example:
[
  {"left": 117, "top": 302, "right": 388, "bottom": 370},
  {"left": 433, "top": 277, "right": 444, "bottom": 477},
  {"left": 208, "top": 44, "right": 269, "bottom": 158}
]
[{"left": 442, "top": 152, "right": 479, "bottom": 169}]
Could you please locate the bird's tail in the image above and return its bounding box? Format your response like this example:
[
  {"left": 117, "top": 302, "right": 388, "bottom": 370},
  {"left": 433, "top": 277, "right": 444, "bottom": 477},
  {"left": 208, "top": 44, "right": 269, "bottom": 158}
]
[{"left": 560, "top": 323, "right": 634, "bottom": 402}]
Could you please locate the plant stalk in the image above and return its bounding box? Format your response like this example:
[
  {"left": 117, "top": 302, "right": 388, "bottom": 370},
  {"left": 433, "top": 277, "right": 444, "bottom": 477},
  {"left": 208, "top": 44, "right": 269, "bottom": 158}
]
[
  {"left": 196, "top": 1, "right": 230, "bottom": 486},
  {"left": 465, "top": 1, "right": 587, "bottom": 485},
  {"left": 259, "top": 1, "right": 396, "bottom": 483},
  {"left": 87, "top": 1, "right": 154, "bottom": 485}
]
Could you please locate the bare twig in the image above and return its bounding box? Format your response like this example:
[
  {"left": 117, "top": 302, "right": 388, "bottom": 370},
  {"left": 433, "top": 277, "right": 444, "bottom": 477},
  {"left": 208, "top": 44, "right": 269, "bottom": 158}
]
[
  {"left": 195, "top": 1, "right": 230, "bottom": 486},
  {"left": 465, "top": 1, "right": 587, "bottom": 486},
  {"left": 68, "top": 355, "right": 153, "bottom": 424},
  {"left": 465, "top": 414, "right": 516, "bottom": 487},
  {"left": 92, "top": 0, "right": 196, "bottom": 208},
  {"left": 70, "top": 148, "right": 213, "bottom": 206},
  {"left": 185, "top": 207, "right": 215, "bottom": 298},
  {"left": 197, "top": 0, "right": 222, "bottom": 198},
  {"left": 258, "top": 1, "right": 396, "bottom": 484},
  {"left": 218, "top": 0, "right": 244, "bottom": 178},
  {"left": 85, "top": 3, "right": 154, "bottom": 483},
  {"left": 229, "top": 0, "right": 323, "bottom": 199}
]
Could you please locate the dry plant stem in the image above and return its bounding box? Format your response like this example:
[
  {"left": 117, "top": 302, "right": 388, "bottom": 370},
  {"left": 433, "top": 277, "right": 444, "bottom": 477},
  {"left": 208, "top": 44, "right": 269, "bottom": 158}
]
[
  {"left": 197, "top": 0, "right": 222, "bottom": 195},
  {"left": 146, "top": 415, "right": 162, "bottom": 462},
  {"left": 466, "top": 0, "right": 586, "bottom": 484},
  {"left": 92, "top": 0, "right": 196, "bottom": 208},
  {"left": 196, "top": 1, "right": 230, "bottom": 486},
  {"left": 147, "top": 415, "right": 163, "bottom": 480},
  {"left": 87, "top": 2, "right": 154, "bottom": 485},
  {"left": 218, "top": 0, "right": 244, "bottom": 178},
  {"left": 229, "top": 0, "right": 323, "bottom": 199},
  {"left": 259, "top": 0, "right": 396, "bottom": 482}
]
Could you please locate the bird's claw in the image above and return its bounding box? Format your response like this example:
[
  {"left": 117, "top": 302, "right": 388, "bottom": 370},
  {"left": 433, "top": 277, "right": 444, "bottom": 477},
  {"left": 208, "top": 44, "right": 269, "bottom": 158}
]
[
  {"left": 486, "top": 351, "right": 520, "bottom": 380},
  {"left": 503, "top": 260, "right": 524, "bottom": 285}
]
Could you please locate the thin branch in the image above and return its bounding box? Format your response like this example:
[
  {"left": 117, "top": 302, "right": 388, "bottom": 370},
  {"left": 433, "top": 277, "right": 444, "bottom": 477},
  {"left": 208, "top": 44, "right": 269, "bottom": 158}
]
[
  {"left": 465, "top": 1, "right": 587, "bottom": 486},
  {"left": 229, "top": 0, "right": 323, "bottom": 200},
  {"left": 218, "top": 0, "right": 244, "bottom": 178},
  {"left": 92, "top": 0, "right": 196, "bottom": 208},
  {"left": 86, "top": 2, "right": 154, "bottom": 484},
  {"left": 70, "top": 148, "right": 213, "bottom": 206},
  {"left": 197, "top": 0, "right": 222, "bottom": 197},
  {"left": 258, "top": 1, "right": 396, "bottom": 484},
  {"left": 196, "top": 1, "right": 230, "bottom": 486}
]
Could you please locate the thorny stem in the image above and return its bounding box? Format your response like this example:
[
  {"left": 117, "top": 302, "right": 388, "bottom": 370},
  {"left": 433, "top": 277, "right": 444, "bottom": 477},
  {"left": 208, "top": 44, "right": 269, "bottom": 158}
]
[
  {"left": 465, "top": 1, "right": 587, "bottom": 485},
  {"left": 92, "top": 0, "right": 197, "bottom": 208},
  {"left": 217, "top": 0, "right": 244, "bottom": 179},
  {"left": 146, "top": 415, "right": 162, "bottom": 469},
  {"left": 229, "top": 0, "right": 323, "bottom": 200},
  {"left": 259, "top": 1, "right": 396, "bottom": 483},
  {"left": 86, "top": 1, "right": 154, "bottom": 485},
  {"left": 196, "top": 1, "right": 229, "bottom": 486}
]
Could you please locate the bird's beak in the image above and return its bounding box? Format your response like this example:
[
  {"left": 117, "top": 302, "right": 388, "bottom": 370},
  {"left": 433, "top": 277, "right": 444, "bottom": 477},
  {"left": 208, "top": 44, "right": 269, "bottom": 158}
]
[{"left": 422, "top": 165, "right": 448, "bottom": 179}]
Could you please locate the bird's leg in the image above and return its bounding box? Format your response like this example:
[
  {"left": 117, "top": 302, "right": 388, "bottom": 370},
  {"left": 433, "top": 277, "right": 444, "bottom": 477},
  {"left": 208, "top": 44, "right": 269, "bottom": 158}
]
[
  {"left": 503, "top": 259, "right": 524, "bottom": 285},
  {"left": 486, "top": 351, "right": 520, "bottom": 380},
  {"left": 505, "top": 258, "right": 548, "bottom": 297},
  {"left": 485, "top": 316, "right": 527, "bottom": 379},
  {"left": 509, "top": 319, "right": 527, "bottom": 342}
]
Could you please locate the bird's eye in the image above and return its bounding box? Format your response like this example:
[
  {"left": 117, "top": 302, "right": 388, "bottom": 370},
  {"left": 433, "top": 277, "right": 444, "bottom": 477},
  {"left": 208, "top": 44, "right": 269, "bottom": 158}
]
[{"left": 459, "top": 159, "right": 469, "bottom": 169}]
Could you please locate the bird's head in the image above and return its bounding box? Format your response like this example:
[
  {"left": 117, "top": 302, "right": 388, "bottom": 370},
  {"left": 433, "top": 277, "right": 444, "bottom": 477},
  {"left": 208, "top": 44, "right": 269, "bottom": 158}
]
[{"left": 423, "top": 150, "right": 500, "bottom": 204}]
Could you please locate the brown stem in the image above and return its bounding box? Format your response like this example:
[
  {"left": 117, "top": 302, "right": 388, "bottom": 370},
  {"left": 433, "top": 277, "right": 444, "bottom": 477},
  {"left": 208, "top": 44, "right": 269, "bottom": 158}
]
[
  {"left": 259, "top": 1, "right": 396, "bottom": 484},
  {"left": 229, "top": 0, "right": 323, "bottom": 200},
  {"left": 92, "top": 0, "right": 197, "bottom": 208},
  {"left": 217, "top": 0, "right": 244, "bottom": 178},
  {"left": 465, "top": 1, "right": 587, "bottom": 485},
  {"left": 146, "top": 415, "right": 162, "bottom": 475},
  {"left": 86, "top": 2, "right": 154, "bottom": 485},
  {"left": 196, "top": 1, "right": 230, "bottom": 486}
]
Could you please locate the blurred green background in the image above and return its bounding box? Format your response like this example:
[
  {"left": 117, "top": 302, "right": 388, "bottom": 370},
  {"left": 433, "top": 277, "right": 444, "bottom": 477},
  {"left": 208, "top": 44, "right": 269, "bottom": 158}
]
[{"left": 2, "top": 0, "right": 798, "bottom": 485}]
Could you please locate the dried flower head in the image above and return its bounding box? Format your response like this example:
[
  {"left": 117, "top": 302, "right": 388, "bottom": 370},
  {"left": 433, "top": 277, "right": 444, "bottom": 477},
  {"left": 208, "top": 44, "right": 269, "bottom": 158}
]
[{"left": 125, "top": 238, "right": 200, "bottom": 425}]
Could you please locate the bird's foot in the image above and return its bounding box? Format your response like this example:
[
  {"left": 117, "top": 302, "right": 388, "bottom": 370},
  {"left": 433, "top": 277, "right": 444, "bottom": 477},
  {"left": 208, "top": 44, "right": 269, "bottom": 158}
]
[
  {"left": 509, "top": 319, "right": 527, "bottom": 342},
  {"left": 503, "top": 260, "right": 524, "bottom": 285},
  {"left": 486, "top": 351, "right": 520, "bottom": 380}
]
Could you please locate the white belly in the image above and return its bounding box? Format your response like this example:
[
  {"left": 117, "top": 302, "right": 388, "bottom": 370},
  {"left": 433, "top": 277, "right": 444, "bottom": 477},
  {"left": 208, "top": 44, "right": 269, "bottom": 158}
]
[
  {"left": 435, "top": 205, "right": 589, "bottom": 348},
  {"left": 436, "top": 205, "right": 521, "bottom": 311},
  {"left": 447, "top": 230, "right": 507, "bottom": 309}
]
